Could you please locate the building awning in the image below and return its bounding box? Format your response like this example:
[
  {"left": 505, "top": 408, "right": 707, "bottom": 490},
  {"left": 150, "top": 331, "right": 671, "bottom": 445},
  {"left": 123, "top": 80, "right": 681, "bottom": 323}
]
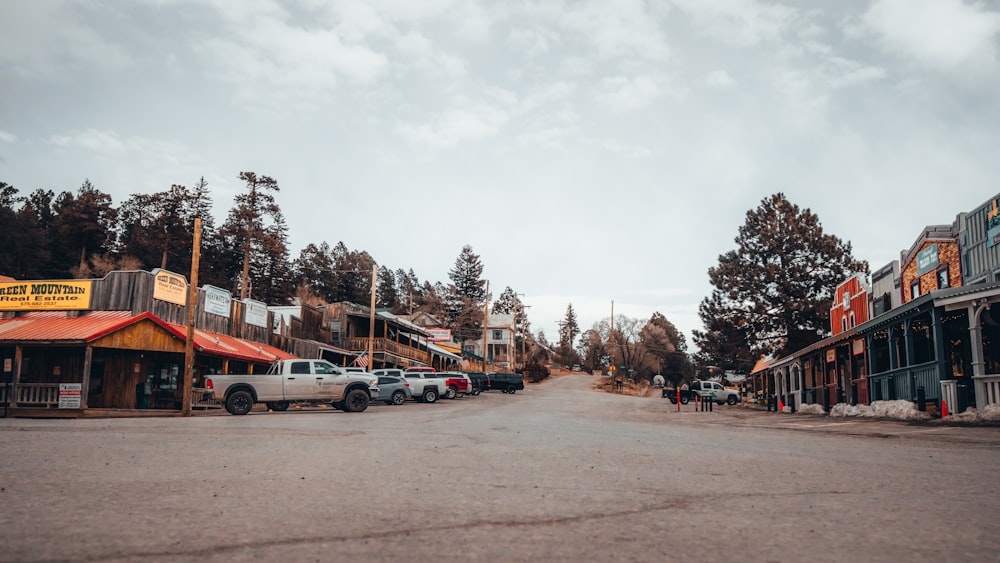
[
  {"left": 0, "top": 310, "right": 294, "bottom": 365},
  {"left": 428, "top": 342, "right": 461, "bottom": 362}
]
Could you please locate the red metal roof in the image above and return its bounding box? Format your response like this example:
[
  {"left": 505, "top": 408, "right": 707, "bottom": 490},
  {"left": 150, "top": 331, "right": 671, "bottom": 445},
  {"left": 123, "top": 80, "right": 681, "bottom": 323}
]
[
  {"left": 167, "top": 323, "right": 295, "bottom": 364},
  {"left": 0, "top": 310, "right": 145, "bottom": 342},
  {"left": 0, "top": 311, "right": 294, "bottom": 364}
]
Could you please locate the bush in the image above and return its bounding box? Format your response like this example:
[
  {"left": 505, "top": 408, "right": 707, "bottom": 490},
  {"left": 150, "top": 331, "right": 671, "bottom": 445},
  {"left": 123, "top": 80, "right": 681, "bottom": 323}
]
[{"left": 522, "top": 361, "right": 550, "bottom": 383}]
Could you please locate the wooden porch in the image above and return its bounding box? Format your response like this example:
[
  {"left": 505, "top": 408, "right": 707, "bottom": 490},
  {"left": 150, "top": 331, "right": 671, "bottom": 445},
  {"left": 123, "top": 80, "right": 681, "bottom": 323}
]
[{"left": 345, "top": 337, "right": 430, "bottom": 364}]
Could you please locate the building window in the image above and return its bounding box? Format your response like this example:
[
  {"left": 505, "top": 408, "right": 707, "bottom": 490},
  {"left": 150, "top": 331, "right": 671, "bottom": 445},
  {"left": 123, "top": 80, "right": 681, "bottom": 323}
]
[
  {"left": 841, "top": 317, "right": 847, "bottom": 332},
  {"left": 937, "top": 267, "right": 950, "bottom": 289},
  {"left": 849, "top": 312, "right": 856, "bottom": 328},
  {"left": 492, "top": 330, "right": 503, "bottom": 340},
  {"left": 911, "top": 280, "right": 920, "bottom": 299}
]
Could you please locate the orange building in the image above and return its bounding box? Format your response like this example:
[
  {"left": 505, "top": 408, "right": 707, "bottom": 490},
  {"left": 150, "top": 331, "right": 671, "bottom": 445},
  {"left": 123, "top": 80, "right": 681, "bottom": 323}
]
[{"left": 830, "top": 273, "right": 871, "bottom": 335}]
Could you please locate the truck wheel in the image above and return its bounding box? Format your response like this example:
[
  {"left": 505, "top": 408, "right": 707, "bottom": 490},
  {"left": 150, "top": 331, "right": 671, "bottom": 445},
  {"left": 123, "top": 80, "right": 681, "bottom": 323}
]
[
  {"left": 680, "top": 395, "right": 689, "bottom": 405},
  {"left": 423, "top": 388, "right": 438, "bottom": 403},
  {"left": 445, "top": 386, "right": 457, "bottom": 399},
  {"left": 727, "top": 395, "right": 738, "bottom": 405},
  {"left": 226, "top": 390, "right": 254, "bottom": 415},
  {"left": 342, "top": 389, "right": 369, "bottom": 413},
  {"left": 391, "top": 390, "right": 406, "bottom": 405},
  {"left": 509, "top": 388, "right": 517, "bottom": 394}
]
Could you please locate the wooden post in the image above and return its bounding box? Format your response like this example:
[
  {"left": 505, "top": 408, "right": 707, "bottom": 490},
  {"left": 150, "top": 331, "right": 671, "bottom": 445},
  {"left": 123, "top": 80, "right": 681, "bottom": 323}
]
[
  {"left": 182, "top": 218, "right": 202, "bottom": 416},
  {"left": 482, "top": 280, "right": 490, "bottom": 372},
  {"left": 80, "top": 345, "right": 92, "bottom": 410}
]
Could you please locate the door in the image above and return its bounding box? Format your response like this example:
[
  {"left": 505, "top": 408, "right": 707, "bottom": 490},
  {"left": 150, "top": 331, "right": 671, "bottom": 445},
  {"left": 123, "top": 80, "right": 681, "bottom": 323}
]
[
  {"left": 283, "top": 360, "right": 321, "bottom": 400},
  {"left": 312, "top": 360, "right": 344, "bottom": 399}
]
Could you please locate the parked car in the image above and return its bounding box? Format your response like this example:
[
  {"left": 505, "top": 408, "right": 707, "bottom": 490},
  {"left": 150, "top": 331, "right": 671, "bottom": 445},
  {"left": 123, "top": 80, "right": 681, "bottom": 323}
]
[
  {"left": 488, "top": 372, "right": 524, "bottom": 394},
  {"left": 401, "top": 369, "right": 447, "bottom": 403},
  {"left": 465, "top": 372, "right": 489, "bottom": 395},
  {"left": 663, "top": 380, "right": 739, "bottom": 405},
  {"left": 374, "top": 375, "right": 412, "bottom": 406},
  {"left": 433, "top": 371, "right": 472, "bottom": 399}
]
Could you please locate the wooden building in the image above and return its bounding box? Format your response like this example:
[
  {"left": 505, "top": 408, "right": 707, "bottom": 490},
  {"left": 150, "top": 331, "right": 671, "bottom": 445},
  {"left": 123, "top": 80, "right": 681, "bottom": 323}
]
[{"left": 0, "top": 271, "right": 292, "bottom": 416}]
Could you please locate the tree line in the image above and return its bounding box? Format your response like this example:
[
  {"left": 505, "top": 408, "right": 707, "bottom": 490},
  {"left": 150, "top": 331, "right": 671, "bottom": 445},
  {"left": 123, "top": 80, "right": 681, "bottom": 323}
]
[
  {"left": 0, "top": 174, "right": 536, "bottom": 353},
  {"left": 2, "top": 176, "right": 861, "bottom": 384}
]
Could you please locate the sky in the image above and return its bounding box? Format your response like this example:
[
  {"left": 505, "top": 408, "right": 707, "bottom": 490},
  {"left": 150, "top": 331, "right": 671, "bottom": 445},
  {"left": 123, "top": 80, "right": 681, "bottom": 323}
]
[{"left": 1, "top": 0, "right": 999, "bottom": 350}]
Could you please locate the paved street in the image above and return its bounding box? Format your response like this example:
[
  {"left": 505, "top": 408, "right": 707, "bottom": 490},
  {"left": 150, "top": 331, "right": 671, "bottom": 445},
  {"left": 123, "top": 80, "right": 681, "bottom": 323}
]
[{"left": 1, "top": 375, "right": 998, "bottom": 562}]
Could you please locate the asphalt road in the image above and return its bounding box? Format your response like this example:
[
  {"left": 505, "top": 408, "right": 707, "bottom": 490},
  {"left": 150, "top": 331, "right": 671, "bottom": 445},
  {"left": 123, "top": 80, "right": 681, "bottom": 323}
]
[{"left": 1, "top": 375, "right": 998, "bottom": 562}]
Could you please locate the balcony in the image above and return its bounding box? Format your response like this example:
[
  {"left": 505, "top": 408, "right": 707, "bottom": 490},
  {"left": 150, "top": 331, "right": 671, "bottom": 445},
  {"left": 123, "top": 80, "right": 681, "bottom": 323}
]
[{"left": 345, "top": 337, "right": 430, "bottom": 364}]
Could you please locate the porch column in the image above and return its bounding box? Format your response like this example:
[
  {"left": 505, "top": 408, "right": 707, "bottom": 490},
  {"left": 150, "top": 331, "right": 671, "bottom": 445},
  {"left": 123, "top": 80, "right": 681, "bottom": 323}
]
[
  {"left": 969, "top": 302, "right": 988, "bottom": 408},
  {"left": 888, "top": 326, "right": 898, "bottom": 370},
  {"left": 80, "top": 345, "right": 92, "bottom": 410},
  {"left": 903, "top": 319, "right": 915, "bottom": 367},
  {"left": 10, "top": 345, "right": 23, "bottom": 407},
  {"left": 931, "top": 306, "right": 948, "bottom": 378}
]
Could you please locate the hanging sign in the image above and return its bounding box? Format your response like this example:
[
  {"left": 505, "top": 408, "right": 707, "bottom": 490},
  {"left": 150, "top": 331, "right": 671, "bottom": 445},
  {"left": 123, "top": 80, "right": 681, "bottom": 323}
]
[
  {"left": 152, "top": 269, "right": 188, "bottom": 306},
  {"left": 204, "top": 285, "right": 232, "bottom": 317}
]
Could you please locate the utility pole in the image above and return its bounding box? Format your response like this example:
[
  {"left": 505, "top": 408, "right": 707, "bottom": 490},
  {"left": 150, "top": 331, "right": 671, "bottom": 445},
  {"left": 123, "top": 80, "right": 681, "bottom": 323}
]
[
  {"left": 182, "top": 218, "right": 202, "bottom": 416},
  {"left": 609, "top": 299, "right": 615, "bottom": 376},
  {"left": 482, "top": 280, "right": 490, "bottom": 372},
  {"left": 368, "top": 264, "right": 377, "bottom": 368}
]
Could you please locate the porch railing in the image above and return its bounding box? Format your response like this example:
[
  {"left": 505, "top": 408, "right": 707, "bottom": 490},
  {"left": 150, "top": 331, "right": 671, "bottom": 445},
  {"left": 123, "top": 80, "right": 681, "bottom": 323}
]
[
  {"left": 974, "top": 374, "right": 1000, "bottom": 408},
  {"left": 16, "top": 383, "right": 60, "bottom": 407},
  {"left": 869, "top": 361, "right": 939, "bottom": 402},
  {"left": 940, "top": 380, "right": 958, "bottom": 414},
  {"left": 344, "top": 337, "right": 431, "bottom": 364},
  {"left": 191, "top": 388, "right": 222, "bottom": 409}
]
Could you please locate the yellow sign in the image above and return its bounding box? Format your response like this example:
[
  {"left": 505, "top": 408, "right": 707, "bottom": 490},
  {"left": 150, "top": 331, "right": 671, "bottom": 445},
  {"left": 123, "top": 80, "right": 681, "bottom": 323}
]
[
  {"left": 989, "top": 200, "right": 999, "bottom": 220},
  {"left": 152, "top": 269, "right": 188, "bottom": 306},
  {"left": 0, "top": 280, "right": 92, "bottom": 311}
]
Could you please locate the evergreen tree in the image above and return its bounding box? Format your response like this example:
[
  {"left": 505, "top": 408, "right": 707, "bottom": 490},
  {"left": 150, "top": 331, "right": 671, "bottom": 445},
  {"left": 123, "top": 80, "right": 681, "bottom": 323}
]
[
  {"left": 448, "top": 244, "right": 485, "bottom": 301},
  {"left": 376, "top": 266, "right": 399, "bottom": 309},
  {"left": 0, "top": 183, "right": 48, "bottom": 278},
  {"left": 693, "top": 192, "right": 868, "bottom": 370},
  {"left": 221, "top": 171, "right": 283, "bottom": 300},
  {"left": 51, "top": 180, "right": 118, "bottom": 277}
]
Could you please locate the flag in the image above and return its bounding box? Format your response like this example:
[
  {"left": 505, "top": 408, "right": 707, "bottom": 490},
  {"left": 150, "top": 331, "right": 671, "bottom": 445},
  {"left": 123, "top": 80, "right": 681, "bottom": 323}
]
[{"left": 354, "top": 351, "right": 369, "bottom": 368}]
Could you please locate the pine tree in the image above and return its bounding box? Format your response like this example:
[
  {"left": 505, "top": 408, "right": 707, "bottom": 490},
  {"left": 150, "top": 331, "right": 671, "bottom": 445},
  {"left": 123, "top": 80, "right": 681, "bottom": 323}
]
[
  {"left": 693, "top": 192, "right": 868, "bottom": 370},
  {"left": 219, "top": 172, "right": 291, "bottom": 302},
  {"left": 448, "top": 245, "right": 485, "bottom": 301}
]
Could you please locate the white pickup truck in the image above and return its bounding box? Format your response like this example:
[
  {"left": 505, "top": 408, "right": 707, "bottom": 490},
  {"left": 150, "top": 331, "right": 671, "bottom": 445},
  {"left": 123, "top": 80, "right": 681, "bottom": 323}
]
[
  {"left": 204, "top": 359, "right": 379, "bottom": 415},
  {"left": 691, "top": 380, "right": 741, "bottom": 405},
  {"left": 401, "top": 369, "right": 448, "bottom": 403}
]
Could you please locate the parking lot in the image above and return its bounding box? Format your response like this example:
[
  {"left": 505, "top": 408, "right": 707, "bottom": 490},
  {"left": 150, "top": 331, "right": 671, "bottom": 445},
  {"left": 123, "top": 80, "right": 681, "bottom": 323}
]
[{"left": 2, "top": 374, "right": 998, "bottom": 562}]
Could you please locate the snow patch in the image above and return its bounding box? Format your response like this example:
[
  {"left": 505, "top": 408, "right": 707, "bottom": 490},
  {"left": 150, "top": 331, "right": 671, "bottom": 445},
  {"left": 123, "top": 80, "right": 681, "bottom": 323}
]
[
  {"left": 947, "top": 403, "right": 1000, "bottom": 423},
  {"left": 830, "top": 403, "right": 874, "bottom": 418},
  {"left": 796, "top": 403, "right": 826, "bottom": 415}
]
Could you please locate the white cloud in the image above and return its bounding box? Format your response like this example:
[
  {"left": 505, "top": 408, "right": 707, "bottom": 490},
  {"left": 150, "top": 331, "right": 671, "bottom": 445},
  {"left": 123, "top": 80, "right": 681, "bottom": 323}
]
[
  {"left": 561, "top": 0, "right": 671, "bottom": 62},
  {"left": 596, "top": 75, "right": 663, "bottom": 113},
  {"left": 673, "top": 0, "right": 799, "bottom": 48},
  {"left": 705, "top": 70, "right": 736, "bottom": 89},
  {"left": 396, "top": 105, "right": 509, "bottom": 147},
  {"left": 0, "top": 131, "right": 16, "bottom": 143},
  {"left": 861, "top": 0, "right": 1000, "bottom": 70},
  {"left": 47, "top": 129, "right": 127, "bottom": 154},
  {"left": 0, "top": 2, "right": 133, "bottom": 80}
]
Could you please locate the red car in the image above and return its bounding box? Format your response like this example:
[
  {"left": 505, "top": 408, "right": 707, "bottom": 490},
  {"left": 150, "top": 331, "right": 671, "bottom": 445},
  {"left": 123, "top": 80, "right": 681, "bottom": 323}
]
[{"left": 433, "top": 371, "right": 472, "bottom": 399}]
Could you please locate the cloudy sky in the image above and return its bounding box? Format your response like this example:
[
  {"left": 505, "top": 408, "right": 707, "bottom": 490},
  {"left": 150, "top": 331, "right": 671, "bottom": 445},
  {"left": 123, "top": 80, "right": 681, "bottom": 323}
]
[{"left": 1, "top": 0, "right": 999, "bottom": 347}]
